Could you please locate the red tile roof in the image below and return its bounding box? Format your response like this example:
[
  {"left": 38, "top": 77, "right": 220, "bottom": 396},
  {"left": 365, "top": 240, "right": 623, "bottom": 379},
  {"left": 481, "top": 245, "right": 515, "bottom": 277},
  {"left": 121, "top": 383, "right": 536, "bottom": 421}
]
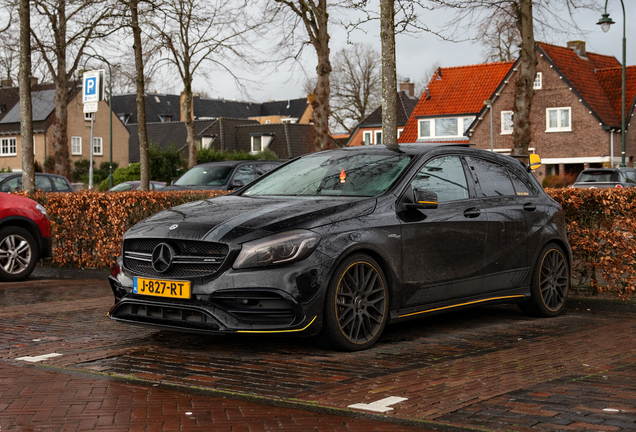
[
  {"left": 595, "top": 66, "right": 636, "bottom": 124},
  {"left": 538, "top": 42, "right": 621, "bottom": 126},
  {"left": 399, "top": 62, "right": 515, "bottom": 143}
]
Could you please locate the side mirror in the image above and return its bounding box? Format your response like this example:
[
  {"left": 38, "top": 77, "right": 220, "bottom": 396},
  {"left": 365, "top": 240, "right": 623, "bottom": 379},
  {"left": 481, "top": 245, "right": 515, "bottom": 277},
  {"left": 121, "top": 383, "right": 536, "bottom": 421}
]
[
  {"left": 229, "top": 179, "right": 245, "bottom": 190},
  {"left": 406, "top": 188, "right": 438, "bottom": 210},
  {"left": 529, "top": 154, "right": 541, "bottom": 170}
]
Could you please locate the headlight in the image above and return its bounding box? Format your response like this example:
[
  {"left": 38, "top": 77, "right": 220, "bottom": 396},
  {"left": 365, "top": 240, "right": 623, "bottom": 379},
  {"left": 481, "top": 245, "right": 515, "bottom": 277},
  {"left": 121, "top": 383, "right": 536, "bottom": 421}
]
[
  {"left": 35, "top": 203, "right": 47, "bottom": 217},
  {"left": 233, "top": 230, "right": 321, "bottom": 269}
]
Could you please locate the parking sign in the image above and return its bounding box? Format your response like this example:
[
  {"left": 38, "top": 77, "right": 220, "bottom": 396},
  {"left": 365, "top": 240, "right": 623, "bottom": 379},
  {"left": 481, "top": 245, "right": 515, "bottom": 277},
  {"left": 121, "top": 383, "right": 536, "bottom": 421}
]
[{"left": 82, "top": 70, "right": 104, "bottom": 103}]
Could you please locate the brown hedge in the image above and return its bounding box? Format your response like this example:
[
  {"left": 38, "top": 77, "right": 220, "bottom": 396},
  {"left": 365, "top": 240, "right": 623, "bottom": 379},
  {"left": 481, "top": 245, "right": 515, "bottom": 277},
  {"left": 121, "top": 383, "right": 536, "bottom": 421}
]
[
  {"left": 20, "top": 191, "right": 224, "bottom": 269},
  {"left": 17, "top": 188, "right": 636, "bottom": 298}
]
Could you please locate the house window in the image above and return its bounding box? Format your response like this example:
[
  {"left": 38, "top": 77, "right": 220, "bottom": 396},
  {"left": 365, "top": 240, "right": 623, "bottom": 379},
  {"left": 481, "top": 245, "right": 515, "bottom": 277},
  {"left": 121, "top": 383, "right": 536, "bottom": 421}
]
[
  {"left": 250, "top": 135, "right": 273, "bottom": 154},
  {"left": 93, "top": 137, "right": 103, "bottom": 156},
  {"left": 546, "top": 107, "right": 571, "bottom": 132},
  {"left": 159, "top": 115, "right": 172, "bottom": 123},
  {"left": 363, "top": 131, "right": 372, "bottom": 145},
  {"left": 71, "top": 136, "right": 82, "bottom": 155},
  {"left": 0, "top": 137, "right": 17, "bottom": 156},
  {"left": 265, "top": 119, "right": 271, "bottom": 124},
  {"left": 251, "top": 136, "right": 262, "bottom": 153},
  {"left": 418, "top": 117, "right": 474, "bottom": 139},
  {"left": 375, "top": 131, "right": 382, "bottom": 145},
  {"left": 84, "top": 112, "right": 94, "bottom": 121},
  {"left": 533, "top": 73, "right": 542, "bottom": 90},
  {"left": 501, "top": 111, "right": 513, "bottom": 134},
  {"left": 398, "top": 129, "right": 403, "bottom": 138}
]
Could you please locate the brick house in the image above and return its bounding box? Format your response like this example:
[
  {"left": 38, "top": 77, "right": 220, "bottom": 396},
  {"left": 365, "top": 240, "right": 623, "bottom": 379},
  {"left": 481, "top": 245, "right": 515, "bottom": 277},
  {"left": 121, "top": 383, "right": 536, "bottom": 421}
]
[
  {"left": 399, "top": 62, "right": 515, "bottom": 145},
  {"left": 467, "top": 41, "right": 636, "bottom": 184},
  {"left": 0, "top": 81, "right": 130, "bottom": 172},
  {"left": 347, "top": 80, "right": 419, "bottom": 146}
]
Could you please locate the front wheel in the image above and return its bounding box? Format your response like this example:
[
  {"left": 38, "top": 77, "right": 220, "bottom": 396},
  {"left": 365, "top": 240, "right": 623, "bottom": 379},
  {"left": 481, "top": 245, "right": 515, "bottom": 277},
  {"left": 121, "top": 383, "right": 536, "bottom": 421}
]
[
  {"left": 0, "top": 226, "right": 38, "bottom": 282},
  {"left": 519, "top": 243, "right": 570, "bottom": 317},
  {"left": 319, "top": 254, "right": 389, "bottom": 351}
]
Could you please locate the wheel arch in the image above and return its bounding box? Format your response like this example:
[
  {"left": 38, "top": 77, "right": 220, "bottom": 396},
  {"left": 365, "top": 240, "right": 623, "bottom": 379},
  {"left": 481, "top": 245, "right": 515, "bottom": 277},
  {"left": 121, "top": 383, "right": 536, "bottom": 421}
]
[
  {"left": 0, "top": 216, "right": 44, "bottom": 255},
  {"left": 537, "top": 237, "right": 572, "bottom": 273}
]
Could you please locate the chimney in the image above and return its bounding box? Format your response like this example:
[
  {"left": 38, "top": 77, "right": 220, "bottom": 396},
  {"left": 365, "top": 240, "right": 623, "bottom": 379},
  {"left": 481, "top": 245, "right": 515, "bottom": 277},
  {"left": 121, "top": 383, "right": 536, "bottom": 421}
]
[
  {"left": 30, "top": 76, "right": 39, "bottom": 87},
  {"left": 567, "top": 41, "right": 586, "bottom": 58},
  {"left": 399, "top": 78, "right": 415, "bottom": 97}
]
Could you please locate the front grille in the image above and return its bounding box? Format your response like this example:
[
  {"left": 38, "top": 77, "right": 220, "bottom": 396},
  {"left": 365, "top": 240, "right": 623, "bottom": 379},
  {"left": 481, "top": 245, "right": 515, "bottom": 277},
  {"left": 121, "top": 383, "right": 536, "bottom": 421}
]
[
  {"left": 210, "top": 290, "right": 299, "bottom": 325},
  {"left": 123, "top": 238, "right": 229, "bottom": 278},
  {"left": 113, "top": 301, "right": 221, "bottom": 330}
]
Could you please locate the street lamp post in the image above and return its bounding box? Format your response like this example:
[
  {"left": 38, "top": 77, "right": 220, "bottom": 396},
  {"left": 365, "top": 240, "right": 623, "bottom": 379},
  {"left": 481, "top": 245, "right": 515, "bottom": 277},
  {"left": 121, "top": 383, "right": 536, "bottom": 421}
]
[
  {"left": 82, "top": 55, "right": 114, "bottom": 188},
  {"left": 484, "top": 100, "right": 493, "bottom": 152},
  {"left": 597, "top": 0, "right": 627, "bottom": 167}
]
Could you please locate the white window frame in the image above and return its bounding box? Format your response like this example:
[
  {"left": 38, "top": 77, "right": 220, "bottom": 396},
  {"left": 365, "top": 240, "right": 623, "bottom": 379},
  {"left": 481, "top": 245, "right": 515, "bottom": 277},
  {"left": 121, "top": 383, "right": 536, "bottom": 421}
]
[
  {"left": 418, "top": 117, "right": 474, "bottom": 139},
  {"left": 250, "top": 135, "right": 273, "bottom": 154},
  {"left": 363, "top": 131, "right": 372, "bottom": 145},
  {"left": 0, "top": 137, "right": 17, "bottom": 156},
  {"left": 398, "top": 129, "right": 403, "bottom": 138},
  {"left": 546, "top": 107, "right": 572, "bottom": 132},
  {"left": 71, "top": 136, "right": 82, "bottom": 155},
  {"left": 84, "top": 112, "right": 94, "bottom": 121},
  {"left": 533, "top": 72, "right": 542, "bottom": 90},
  {"left": 375, "top": 130, "right": 382, "bottom": 145},
  {"left": 92, "top": 137, "right": 103, "bottom": 156},
  {"left": 501, "top": 111, "right": 513, "bottom": 135}
]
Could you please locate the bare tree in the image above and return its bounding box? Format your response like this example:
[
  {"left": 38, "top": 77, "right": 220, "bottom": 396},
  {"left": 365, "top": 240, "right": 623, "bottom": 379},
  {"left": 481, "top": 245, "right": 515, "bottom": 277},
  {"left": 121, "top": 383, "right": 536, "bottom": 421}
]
[
  {"left": 30, "top": 0, "right": 115, "bottom": 178},
  {"left": 380, "top": 0, "right": 398, "bottom": 148},
  {"left": 152, "top": 0, "right": 255, "bottom": 168},
  {"left": 266, "top": 0, "right": 332, "bottom": 152},
  {"left": 431, "top": 0, "right": 599, "bottom": 155},
  {"left": 330, "top": 43, "right": 381, "bottom": 132},
  {"left": 412, "top": 60, "right": 441, "bottom": 97},
  {"left": 477, "top": 6, "right": 521, "bottom": 62},
  {"left": 18, "top": 0, "right": 34, "bottom": 193}
]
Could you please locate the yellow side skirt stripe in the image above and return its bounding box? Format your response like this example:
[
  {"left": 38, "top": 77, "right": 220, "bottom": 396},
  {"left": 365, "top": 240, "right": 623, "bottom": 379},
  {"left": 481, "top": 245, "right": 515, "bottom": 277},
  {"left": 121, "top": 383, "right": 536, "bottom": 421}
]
[
  {"left": 398, "top": 295, "right": 525, "bottom": 318},
  {"left": 237, "top": 316, "right": 317, "bottom": 334}
]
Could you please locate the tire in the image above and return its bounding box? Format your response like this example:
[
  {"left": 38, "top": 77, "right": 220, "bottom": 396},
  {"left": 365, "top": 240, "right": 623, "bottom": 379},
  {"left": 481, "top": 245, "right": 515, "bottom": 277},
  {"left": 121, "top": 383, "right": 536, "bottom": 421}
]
[
  {"left": 519, "top": 243, "right": 570, "bottom": 317},
  {"left": 0, "top": 226, "right": 38, "bottom": 282},
  {"left": 319, "top": 253, "right": 389, "bottom": 351}
]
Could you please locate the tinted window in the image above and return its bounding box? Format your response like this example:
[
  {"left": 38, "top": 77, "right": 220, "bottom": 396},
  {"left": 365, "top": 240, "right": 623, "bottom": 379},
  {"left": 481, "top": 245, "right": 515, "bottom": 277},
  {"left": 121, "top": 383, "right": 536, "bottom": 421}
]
[
  {"left": 51, "top": 176, "right": 72, "bottom": 192},
  {"left": 625, "top": 171, "right": 636, "bottom": 184},
  {"left": 509, "top": 170, "right": 532, "bottom": 196},
  {"left": 577, "top": 171, "right": 615, "bottom": 183},
  {"left": 1, "top": 177, "right": 21, "bottom": 192},
  {"left": 233, "top": 165, "right": 255, "bottom": 185},
  {"left": 255, "top": 163, "right": 277, "bottom": 176},
  {"left": 467, "top": 157, "right": 515, "bottom": 197},
  {"left": 35, "top": 175, "right": 52, "bottom": 192},
  {"left": 411, "top": 156, "right": 469, "bottom": 203},
  {"left": 152, "top": 183, "right": 164, "bottom": 190}
]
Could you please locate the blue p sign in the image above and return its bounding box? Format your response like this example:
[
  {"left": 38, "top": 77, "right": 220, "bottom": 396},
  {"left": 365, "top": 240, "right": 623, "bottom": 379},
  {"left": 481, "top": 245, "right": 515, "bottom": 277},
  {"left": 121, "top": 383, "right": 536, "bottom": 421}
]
[{"left": 85, "top": 77, "right": 96, "bottom": 96}]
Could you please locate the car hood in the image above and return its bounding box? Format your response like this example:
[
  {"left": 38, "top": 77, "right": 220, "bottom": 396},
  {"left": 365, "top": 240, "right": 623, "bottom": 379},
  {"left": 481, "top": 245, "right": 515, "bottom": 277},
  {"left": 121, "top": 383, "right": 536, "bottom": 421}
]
[{"left": 124, "top": 195, "right": 377, "bottom": 244}]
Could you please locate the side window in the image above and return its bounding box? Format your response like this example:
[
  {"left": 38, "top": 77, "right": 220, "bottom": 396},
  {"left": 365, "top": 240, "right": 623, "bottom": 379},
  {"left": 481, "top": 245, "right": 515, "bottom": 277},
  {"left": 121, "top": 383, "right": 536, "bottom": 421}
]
[
  {"left": 51, "top": 177, "right": 72, "bottom": 192},
  {"left": 411, "top": 155, "right": 469, "bottom": 203},
  {"left": 255, "top": 164, "right": 275, "bottom": 177},
  {"left": 508, "top": 170, "right": 532, "bottom": 196},
  {"left": 233, "top": 165, "right": 255, "bottom": 185},
  {"left": 466, "top": 157, "right": 516, "bottom": 197},
  {"left": 35, "top": 175, "right": 52, "bottom": 192},
  {"left": 2, "top": 177, "right": 21, "bottom": 192},
  {"left": 625, "top": 171, "right": 636, "bottom": 184}
]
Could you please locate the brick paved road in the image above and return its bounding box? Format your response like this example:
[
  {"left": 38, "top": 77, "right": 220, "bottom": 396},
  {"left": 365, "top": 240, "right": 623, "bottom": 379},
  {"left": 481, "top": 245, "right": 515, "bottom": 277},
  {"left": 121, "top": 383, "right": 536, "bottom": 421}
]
[{"left": 1, "top": 278, "right": 636, "bottom": 431}]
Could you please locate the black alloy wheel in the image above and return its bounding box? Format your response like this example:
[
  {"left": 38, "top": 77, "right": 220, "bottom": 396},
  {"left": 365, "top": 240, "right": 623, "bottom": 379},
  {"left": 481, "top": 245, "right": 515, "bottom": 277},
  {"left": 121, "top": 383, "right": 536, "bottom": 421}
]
[
  {"left": 320, "top": 253, "right": 389, "bottom": 351},
  {"left": 519, "top": 243, "right": 570, "bottom": 317},
  {"left": 0, "top": 226, "right": 38, "bottom": 282}
]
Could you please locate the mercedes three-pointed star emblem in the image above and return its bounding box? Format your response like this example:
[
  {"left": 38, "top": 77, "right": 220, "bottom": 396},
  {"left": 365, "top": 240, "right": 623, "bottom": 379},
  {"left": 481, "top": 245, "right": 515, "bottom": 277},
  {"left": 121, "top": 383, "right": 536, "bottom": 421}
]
[{"left": 151, "top": 243, "right": 175, "bottom": 273}]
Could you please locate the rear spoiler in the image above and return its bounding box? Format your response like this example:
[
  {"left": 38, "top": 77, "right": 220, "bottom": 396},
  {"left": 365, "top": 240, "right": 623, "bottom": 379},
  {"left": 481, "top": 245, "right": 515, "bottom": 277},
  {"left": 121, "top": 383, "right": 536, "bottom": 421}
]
[{"left": 509, "top": 154, "right": 541, "bottom": 172}]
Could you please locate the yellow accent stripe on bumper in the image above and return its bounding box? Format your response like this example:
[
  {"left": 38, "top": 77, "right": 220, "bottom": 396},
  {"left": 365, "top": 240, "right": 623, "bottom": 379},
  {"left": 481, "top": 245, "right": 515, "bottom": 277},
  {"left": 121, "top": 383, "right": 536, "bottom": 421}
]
[
  {"left": 236, "top": 316, "right": 317, "bottom": 334},
  {"left": 398, "top": 295, "right": 525, "bottom": 318}
]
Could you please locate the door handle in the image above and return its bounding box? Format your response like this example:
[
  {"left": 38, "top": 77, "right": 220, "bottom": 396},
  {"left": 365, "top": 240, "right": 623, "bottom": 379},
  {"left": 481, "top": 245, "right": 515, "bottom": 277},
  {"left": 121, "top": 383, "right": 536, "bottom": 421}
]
[
  {"left": 463, "top": 208, "right": 481, "bottom": 218},
  {"left": 523, "top": 203, "right": 537, "bottom": 212}
]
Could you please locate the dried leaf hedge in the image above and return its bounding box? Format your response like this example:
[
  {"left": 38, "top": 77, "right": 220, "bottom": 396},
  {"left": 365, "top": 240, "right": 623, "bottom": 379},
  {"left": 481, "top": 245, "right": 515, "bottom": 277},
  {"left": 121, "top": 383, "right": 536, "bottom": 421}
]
[
  {"left": 20, "top": 191, "right": 224, "bottom": 269},
  {"left": 16, "top": 188, "right": 636, "bottom": 298}
]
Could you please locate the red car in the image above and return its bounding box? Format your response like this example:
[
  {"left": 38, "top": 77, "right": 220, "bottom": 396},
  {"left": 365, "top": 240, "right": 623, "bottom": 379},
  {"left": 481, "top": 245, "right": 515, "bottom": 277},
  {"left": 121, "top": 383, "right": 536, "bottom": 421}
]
[{"left": 0, "top": 193, "right": 52, "bottom": 281}]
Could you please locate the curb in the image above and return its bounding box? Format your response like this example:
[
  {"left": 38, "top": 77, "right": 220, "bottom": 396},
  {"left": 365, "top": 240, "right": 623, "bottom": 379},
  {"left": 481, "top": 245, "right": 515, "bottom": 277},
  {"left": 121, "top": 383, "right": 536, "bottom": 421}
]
[
  {"left": 32, "top": 266, "right": 110, "bottom": 280},
  {"left": 566, "top": 296, "right": 636, "bottom": 313}
]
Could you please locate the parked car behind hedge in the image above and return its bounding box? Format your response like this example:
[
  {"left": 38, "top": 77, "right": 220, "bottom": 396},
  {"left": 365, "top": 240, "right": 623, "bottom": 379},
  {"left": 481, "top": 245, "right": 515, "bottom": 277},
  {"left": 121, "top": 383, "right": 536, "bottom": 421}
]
[{"left": 0, "top": 173, "right": 75, "bottom": 193}]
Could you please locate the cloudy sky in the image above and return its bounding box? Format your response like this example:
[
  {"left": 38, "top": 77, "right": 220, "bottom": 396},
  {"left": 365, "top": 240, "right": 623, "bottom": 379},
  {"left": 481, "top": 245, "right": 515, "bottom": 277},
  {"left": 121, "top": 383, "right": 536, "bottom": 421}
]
[{"left": 192, "top": 2, "right": 636, "bottom": 104}]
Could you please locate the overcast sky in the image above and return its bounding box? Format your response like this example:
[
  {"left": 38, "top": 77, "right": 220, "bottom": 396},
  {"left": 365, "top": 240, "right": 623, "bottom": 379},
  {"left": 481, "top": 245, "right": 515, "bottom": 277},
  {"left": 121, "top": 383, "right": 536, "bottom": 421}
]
[{"left": 191, "top": 2, "right": 636, "bottom": 104}]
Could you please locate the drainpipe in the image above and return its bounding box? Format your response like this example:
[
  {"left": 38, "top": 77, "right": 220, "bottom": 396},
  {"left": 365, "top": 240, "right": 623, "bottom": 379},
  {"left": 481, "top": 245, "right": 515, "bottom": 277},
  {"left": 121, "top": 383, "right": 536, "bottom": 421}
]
[{"left": 611, "top": 130, "right": 614, "bottom": 168}]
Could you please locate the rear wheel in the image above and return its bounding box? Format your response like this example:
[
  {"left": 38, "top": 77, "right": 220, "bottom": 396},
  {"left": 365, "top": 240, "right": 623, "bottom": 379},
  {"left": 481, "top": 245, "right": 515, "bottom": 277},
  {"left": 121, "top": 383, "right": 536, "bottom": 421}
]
[
  {"left": 519, "top": 243, "right": 570, "bottom": 317},
  {"left": 0, "top": 226, "right": 38, "bottom": 282},
  {"left": 319, "top": 254, "right": 389, "bottom": 351}
]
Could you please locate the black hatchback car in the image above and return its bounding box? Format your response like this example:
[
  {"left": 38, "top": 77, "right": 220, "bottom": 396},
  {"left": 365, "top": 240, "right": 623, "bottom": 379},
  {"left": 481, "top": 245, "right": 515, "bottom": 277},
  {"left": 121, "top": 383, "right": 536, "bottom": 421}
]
[
  {"left": 570, "top": 167, "right": 636, "bottom": 189},
  {"left": 108, "top": 145, "right": 571, "bottom": 351},
  {"left": 162, "top": 160, "right": 282, "bottom": 192},
  {"left": 0, "top": 173, "right": 75, "bottom": 193}
]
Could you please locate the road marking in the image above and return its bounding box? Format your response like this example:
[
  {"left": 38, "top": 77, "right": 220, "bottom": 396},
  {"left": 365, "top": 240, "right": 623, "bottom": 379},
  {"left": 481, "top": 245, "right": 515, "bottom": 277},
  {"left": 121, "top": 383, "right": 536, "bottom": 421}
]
[
  {"left": 348, "top": 396, "right": 408, "bottom": 413},
  {"left": 15, "top": 353, "right": 63, "bottom": 362}
]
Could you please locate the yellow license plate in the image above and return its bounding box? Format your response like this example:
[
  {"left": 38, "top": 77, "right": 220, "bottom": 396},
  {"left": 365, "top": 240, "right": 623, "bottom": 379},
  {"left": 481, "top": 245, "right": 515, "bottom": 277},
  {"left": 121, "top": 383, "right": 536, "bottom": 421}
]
[{"left": 133, "top": 277, "right": 191, "bottom": 299}]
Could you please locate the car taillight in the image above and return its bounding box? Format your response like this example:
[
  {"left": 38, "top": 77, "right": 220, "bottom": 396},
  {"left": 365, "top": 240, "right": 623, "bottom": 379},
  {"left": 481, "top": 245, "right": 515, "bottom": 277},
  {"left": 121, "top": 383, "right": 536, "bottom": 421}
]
[
  {"left": 616, "top": 184, "right": 623, "bottom": 189},
  {"left": 569, "top": 185, "right": 574, "bottom": 189}
]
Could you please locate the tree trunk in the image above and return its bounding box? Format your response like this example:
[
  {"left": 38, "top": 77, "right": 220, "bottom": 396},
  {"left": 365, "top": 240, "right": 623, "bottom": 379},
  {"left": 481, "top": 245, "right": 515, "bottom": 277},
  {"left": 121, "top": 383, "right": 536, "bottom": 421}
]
[
  {"left": 380, "top": 0, "right": 398, "bottom": 149},
  {"left": 131, "top": 0, "right": 149, "bottom": 190},
  {"left": 53, "top": 70, "right": 71, "bottom": 178},
  {"left": 511, "top": 0, "right": 536, "bottom": 156},
  {"left": 183, "top": 80, "right": 196, "bottom": 168},
  {"left": 19, "top": 0, "right": 34, "bottom": 193},
  {"left": 311, "top": 0, "right": 331, "bottom": 152}
]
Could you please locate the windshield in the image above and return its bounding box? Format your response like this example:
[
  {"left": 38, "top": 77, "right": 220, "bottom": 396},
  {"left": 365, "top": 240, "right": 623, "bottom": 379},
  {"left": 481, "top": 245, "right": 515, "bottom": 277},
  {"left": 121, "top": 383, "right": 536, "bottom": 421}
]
[
  {"left": 110, "top": 182, "right": 135, "bottom": 191},
  {"left": 242, "top": 151, "right": 413, "bottom": 197},
  {"left": 577, "top": 171, "right": 617, "bottom": 183},
  {"left": 174, "top": 165, "right": 233, "bottom": 186}
]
